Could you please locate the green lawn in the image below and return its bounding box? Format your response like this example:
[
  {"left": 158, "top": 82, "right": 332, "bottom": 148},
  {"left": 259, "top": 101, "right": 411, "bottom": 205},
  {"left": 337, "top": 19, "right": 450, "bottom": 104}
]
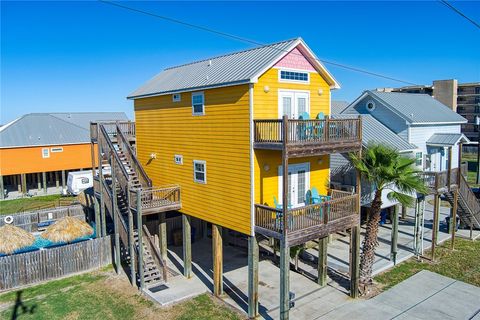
[
  {"left": 0, "top": 267, "right": 243, "bottom": 320},
  {"left": 375, "top": 238, "right": 480, "bottom": 290},
  {"left": 0, "top": 194, "right": 78, "bottom": 215},
  {"left": 462, "top": 153, "right": 479, "bottom": 187}
]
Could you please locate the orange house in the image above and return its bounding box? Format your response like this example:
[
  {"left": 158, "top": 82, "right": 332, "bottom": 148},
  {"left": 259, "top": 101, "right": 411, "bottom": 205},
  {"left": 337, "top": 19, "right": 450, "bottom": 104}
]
[{"left": 0, "top": 112, "right": 128, "bottom": 199}]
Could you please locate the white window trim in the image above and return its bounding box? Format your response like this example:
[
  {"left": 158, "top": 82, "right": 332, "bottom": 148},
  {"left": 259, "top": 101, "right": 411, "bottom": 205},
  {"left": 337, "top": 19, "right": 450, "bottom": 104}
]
[
  {"left": 42, "top": 148, "right": 50, "bottom": 158},
  {"left": 51, "top": 147, "right": 63, "bottom": 153},
  {"left": 174, "top": 154, "right": 183, "bottom": 165},
  {"left": 173, "top": 93, "right": 181, "bottom": 102},
  {"left": 193, "top": 160, "right": 207, "bottom": 184},
  {"left": 278, "top": 68, "right": 310, "bottom": 84},
  {"left": 192, "top": 91, "right": 205, "bottom": 116}
]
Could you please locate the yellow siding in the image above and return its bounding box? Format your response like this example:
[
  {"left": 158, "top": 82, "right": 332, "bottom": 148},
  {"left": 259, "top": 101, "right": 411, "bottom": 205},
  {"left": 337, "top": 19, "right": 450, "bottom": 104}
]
[
  {"left": 134, "top": 85, "right": 252, "bottom": 235},
  {"left": 253, "top": 66, "right": 332, "bottom": 206}
]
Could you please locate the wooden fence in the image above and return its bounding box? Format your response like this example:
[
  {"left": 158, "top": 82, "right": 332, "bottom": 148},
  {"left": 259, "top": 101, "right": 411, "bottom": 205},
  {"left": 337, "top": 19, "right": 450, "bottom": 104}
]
[
  {"left": 0, "top": 205, "right": 87, "bottom": 232},
  {"left": 0, "top": 236, "right": 112, "bottom": 291}
]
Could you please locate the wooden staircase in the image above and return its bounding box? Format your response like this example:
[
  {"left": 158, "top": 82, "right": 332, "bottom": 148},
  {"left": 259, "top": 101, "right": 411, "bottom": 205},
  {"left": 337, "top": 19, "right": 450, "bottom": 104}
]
[
  {"left": 444, "top": 174, "right": 480, "bottom": 229},
  {"left": 91, "top": 121, "right": 179, "bottom": 289}
]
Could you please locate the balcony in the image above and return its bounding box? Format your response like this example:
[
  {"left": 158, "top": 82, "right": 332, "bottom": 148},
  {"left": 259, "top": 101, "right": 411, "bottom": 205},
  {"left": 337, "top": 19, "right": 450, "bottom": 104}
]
[
  {"left": 422, "top": 163, "right": 468, "bottom": 194},
  {"left": 90, "top": 121, "right": 136, "bottom": 142},
  {"left": 255, "top": 190, "right": 359, "bottom": 246},
  {"left": 129, "top": 186, "right": 182, "bottom": 215},
  {"left": 253, "top": 116, "right": 362, "bottom": 157}
]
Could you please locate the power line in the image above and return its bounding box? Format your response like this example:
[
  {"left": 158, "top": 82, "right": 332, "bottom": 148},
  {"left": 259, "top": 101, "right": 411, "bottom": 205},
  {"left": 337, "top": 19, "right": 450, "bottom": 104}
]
[
  {"left": 439, "top": 0, "right": 480, "bottom": 30},
  {"left": 99, "top": 0, "right": 417, "bottom": 86}
]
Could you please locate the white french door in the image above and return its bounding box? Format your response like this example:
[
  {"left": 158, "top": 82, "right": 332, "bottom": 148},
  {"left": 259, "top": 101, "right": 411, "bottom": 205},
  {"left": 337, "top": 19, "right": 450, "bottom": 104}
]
[
  {"left": 278, "top": 163, "right": 310, "bottom": 208},
  {"left": 278, "top": 90, "right": 310, "bottom": 119}
]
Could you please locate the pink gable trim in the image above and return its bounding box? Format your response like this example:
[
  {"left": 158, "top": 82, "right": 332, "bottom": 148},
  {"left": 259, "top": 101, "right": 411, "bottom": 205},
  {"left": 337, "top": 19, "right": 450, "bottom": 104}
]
[{"left": 274, "top": 47, "right": 316, "bottom": 71}]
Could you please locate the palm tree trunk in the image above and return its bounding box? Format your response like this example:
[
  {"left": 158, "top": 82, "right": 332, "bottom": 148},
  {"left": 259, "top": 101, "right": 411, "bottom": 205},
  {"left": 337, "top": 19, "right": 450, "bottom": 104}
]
[{"left": 359, "top": 189, "right": 383, "bottom": 293}]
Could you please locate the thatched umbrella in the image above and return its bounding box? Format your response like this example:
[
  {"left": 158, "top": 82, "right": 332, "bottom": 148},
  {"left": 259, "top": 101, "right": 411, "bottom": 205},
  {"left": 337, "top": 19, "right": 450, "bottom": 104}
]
[
  {"left": 41, "top": 217, "right": 93, "bottom": 243},
  {"left": 0, "top": 224, "right": 35, "bottom": 255}
]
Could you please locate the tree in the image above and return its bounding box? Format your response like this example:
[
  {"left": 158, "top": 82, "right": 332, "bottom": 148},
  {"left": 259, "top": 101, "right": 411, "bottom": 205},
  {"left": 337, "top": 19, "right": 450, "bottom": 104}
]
[{"left": 350, "top": 143, "right": 427, "bottom": 294}]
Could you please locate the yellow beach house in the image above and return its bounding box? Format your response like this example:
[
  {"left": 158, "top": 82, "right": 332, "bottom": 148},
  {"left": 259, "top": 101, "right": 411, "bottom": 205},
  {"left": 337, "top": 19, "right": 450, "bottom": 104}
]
[{"left": 100, "top": 38, "right": 362, "bottom": 319}]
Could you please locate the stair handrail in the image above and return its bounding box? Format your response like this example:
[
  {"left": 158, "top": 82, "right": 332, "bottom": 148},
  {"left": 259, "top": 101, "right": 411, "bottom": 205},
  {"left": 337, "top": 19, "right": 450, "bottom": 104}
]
[
  {"left": 116, "top": 123, "right": 152, "bottom": 188},
  {"left": 458, "top": 173, "right": 480, "bottom": 227},
  {"left": 142, "top": 224, "right": 168, "bottom": 282}
]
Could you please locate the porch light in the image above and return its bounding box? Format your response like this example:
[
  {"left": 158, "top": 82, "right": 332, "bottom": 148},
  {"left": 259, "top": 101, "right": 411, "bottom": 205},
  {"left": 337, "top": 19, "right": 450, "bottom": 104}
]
[
  {"left": 318, "top": 88, "right": 323, "bottom": 96},
  {"left": 264, "top": 86, "right": 270, "bottom": 93},
  {"left": 317, "top": 158, "right": 323, "bottom": 165},
  {"left": 263, "top": 164, "right": 270, "bottom": 172},
  {"left": 150, "top": 153, "right": 157, "bottom": 159}
]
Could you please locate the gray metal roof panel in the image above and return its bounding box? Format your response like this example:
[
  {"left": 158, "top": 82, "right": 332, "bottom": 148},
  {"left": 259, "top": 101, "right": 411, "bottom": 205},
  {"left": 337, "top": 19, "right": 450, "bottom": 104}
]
[
  {"left": 426, "top": 133, "right": 469, "bottom": 146},
  {"left": 128, "top": 38, "right": 299, "bottom": 98},
  {"left": 331, "top": 100, "right": 349, "bottom": 114},
  {"left": 0, "top": 112, "right": 129, "bottom": 148},
  {"left": 50, "top": 112, "right": 128, "bottom": 130},
  {"left": 332, "top": 114, "right": 417, "bottom": 151},
  {"left": 368, "top": 90, "right": 467, "bottom": 124}
]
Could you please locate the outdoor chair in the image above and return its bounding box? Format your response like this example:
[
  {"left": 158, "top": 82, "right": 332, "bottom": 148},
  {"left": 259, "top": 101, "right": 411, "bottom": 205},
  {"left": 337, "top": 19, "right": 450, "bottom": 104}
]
[{"left": 273, "top": 196, "right": 292, "bottom": 231}]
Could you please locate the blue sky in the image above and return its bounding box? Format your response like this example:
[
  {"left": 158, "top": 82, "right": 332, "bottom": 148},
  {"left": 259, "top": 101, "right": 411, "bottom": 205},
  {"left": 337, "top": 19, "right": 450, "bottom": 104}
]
[{"left": 2, "top": 1, "right": 479, "bottom": 123}]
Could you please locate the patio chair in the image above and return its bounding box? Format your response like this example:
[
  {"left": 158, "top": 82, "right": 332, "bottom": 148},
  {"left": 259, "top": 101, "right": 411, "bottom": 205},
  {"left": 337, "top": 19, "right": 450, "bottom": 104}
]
[
  {"left": 314, "top": 112, "right": 325, "bottom": 139},
  {"left": 273, "top": 196, "right": 292, "bottom": 230}
]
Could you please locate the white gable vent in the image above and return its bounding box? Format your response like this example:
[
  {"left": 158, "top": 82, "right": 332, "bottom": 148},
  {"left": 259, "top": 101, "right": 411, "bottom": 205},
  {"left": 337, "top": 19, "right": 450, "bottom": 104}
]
[{"left": 173, "top": 93, "right": 181, "bottom": 102}]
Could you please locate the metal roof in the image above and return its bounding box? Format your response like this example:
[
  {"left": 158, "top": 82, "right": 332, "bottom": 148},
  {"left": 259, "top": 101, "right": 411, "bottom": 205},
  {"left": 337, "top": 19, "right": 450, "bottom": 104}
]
[
  {"left": 128, "top": 38, "right": 339, "bottom": 99},
  {"left": 367, "top": 90, "right": 467, "bottom": 124},
  {"left": 331, "top": 100, "right": 349, "bottom": 114},
  {"left": 0, "top": 112, "right": 128, "bottom": 148},
  {"left": 332, "top": 114, "right": 417, "bottom": 151},
  {"left": 426, "top": 133, "right": 471, "bottom": 146}
]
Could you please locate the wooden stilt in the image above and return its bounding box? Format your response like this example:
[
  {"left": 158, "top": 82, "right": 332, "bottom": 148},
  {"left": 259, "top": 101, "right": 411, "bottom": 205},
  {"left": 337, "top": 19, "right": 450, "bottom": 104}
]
[
  {"left": 0, "top": 175, "right": 4, "bottom": 200},
  {"left": 391, "top": 205, "right": 399, "bottom": 264},
  {"left": 212, "top": 224, "right": 223, "bottom": 297},
  {"left": 128, "top": 203, "right": 136, "bottom": 287},
  {"left": 61, "top": 170, "right": 66, "bottom": 193},
  {"left": 159, "top": 213, "right": 167, "bottom": 261},
  {"left": 401, "top": 205, "right": 407, "bottom": 220},
  {"left": 42, "top": 172, "right": 47, "bottom": 193},
  {"left": 349, "top": 225, "right": 360, "bottom": 298},
  {"left": 431, "top": 193, "right": 440, "bottom": 260},
  {"left": 21, "top": 173, "right": 27, "bottom": 194},
  {"left": 94, "top": 197, "right": 101, "bottom": 238},
  {"left": 279, "top": 238, "right": 290, "bottom": 320},
  {"left": 111, "top": 154, "right": 121, "bottom": 274},
  {"left": 16, "top": 175, "right": 21, "bottom": 193},
  {"left": 451, "top": 191, "right": 458, "bottom": 249},
  {"left": 248, "top": 235, "right": 259, "bottom": 319},
  {"left": 317, "top": 236, "right": 328, "bottom": 286},
  {"left": 55, "top": 171, "right": 59, "bottom": 189},
  {"left": 182, "top": 214, "right": 192, "bottom": 278},
  {"left": 37, "top": 173, "right": 41, "bottom": 191}
]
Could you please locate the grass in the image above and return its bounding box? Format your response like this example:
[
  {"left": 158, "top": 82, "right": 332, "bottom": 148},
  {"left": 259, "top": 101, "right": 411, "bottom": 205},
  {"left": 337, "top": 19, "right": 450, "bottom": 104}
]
[
  {"left": 375, "top": 238, "right": 480, "bottom": 290},
  {"left": 0, "top": 194, "right": 78, "bottom": 215},
  {"left": 462, "top": 152, "right": 479, "bottom": 187},
  {"left": 0, "top": 267, "right": 243, "bottom": 320}
]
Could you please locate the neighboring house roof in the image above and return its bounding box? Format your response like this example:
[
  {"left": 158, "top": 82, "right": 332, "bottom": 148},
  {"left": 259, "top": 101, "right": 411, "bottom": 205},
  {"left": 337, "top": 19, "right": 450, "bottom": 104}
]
[
  {"left": 426, "top": 133, "right": 471, "bottom": 147},
  {"left": 332, "top": 114, "right": 417, "bottom": 151},
  {"left": 349, "top": 90, "right": 467, "bottom": 124},
  {"left": 128, "top": 38, "right": 340, "bottom": 99},
  {"left": 331, "top": 100, "right": 349, "bottom": 114},
  {"left": 0, "top": 112, "right": 129, "bottom": 148}
]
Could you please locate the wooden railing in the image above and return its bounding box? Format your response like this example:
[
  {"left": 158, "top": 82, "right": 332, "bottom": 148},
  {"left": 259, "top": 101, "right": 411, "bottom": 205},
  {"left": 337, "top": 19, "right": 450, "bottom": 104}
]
[
  {"left": 458, "top": 173, "right": 480, "bottom": 224},
  {"left": 253, "top": 117, "right": 361, "bottom": 146},
  {"left": 130, "top": 185, "right": 181, "bottom": 212},
  {"left": 422, "top": 167, "right": 461, "bottom": 193},
  {"left": 142, "top": 225, "right": 168, "bottom": 282},
  {"left": 91, "top": 121, "right": 135, "bottom": 141},
  {"left": 255, "top": 192, "right": 358, "bottom": 234},
  {"left": 116, "top": 124, "right": 152, "bottom": 188}
]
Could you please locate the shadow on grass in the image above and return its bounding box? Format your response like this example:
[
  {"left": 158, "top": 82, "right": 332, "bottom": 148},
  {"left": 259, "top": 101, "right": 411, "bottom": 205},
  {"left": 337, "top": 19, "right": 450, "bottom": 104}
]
[{"left": 11, "top": 291, "right": 37, "bottom": 320}]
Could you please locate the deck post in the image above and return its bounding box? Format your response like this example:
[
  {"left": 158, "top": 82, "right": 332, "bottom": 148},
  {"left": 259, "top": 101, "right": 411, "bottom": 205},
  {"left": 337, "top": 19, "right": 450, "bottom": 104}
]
[
  {"left": 94, "top": 197, "right": 101, "bottom": 238},
  {"left": 447, "top": 147, "right": 452, "bottom": 190},
  {"left": 21, "top": 173, "right": 27, "bottom": 194},
  {"left": 182, "top": 214, "right": 192, "bottom": 278},
  {"left": 248, "top": 235, "right": 259, "bottom": 319},
  {"left": 451, "top": 191, "right": 458, "bottom": 250},
  {"left": 55, "top": 171, "right": 59, "bottom": 189},
  {"left": 401, "top": 205, "right": 407, "bottom": 220},
  {"left": 279, "top": 238, "right": 290, "bottom": 320},
  {"left": 128, "top": 189, "right": 136, "bottom": 287},
  {"left": 136, "top": 191, "right": 145, "bottom": 289},
  {"left": 350, "top": 147, "right": 361, "bottom": 298},
  {"left": 42, "top": 172, "right": 47, "bottom": 194},
  {"left": 318, "top": 236, "right": 328, "bottom": 286},
  {"left": 431, "top": 193, "right": 440, "bottom": 260},
  {"left": 111, "top": 153, "right": 121, "bottom": 275},
  {"left": 390, "top": 205, "right": 399, "bottom": 264},
  {"left": 212, "top": 224, "right": 223, "bottom": 297},
  {"left": 37, "top": 173, "right": 41, "bottom": 191},
  {"left": 158, "top": 212, "right": 167, "bottom": 261}
]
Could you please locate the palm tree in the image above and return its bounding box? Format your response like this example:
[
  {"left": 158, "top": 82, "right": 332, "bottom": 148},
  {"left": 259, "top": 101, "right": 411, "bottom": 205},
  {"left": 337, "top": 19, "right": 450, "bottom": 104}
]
[{"left": 350, "top": 143, "right": 427, "bottom": 294}]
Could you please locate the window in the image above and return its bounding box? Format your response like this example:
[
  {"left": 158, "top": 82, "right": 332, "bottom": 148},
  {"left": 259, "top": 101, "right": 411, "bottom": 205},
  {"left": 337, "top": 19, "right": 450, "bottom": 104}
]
[
  {"left": 51, "top": 147, "right": 63, "bottom": 153},
  {"left": 415, "top": 152, "right": 422, "bottom": 167},
  {"left": 81, "top": 177, "right": 90, "bottom": 184},
  {"left": 192, "top": 92, "right": 205, "bottom": 115},
  {"left": 42, "top": 148, "right": 50, "bottom": 158},
  {"left": 279, "top": 70, "right": 309, "bottom": 83},
  {"left": 174, "top": 154, "right": 183, "bottom": 165},
  {"left": 193, "top": 160, "right": 206, "bottom": 183},
  {"left": 173, "top": 93, "right": 181, "bottom": 102},
  {"left": 366, "top": 100, "right": 376, "bottom": 112},
  {"left": 475, "top": 87, "right": 480, "bottom": 94}
]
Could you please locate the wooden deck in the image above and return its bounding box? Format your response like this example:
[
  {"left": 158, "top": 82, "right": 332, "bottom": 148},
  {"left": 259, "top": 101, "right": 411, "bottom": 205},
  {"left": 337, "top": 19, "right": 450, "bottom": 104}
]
[
  {"left": 422, "top": 162, "right": 468, "bottom": 194},
  {"left": 253, "top": 116, "right": 362, "bottom": 157},
  {"left": 255, "top": 190, "right": 359, "bottom": 246}
]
